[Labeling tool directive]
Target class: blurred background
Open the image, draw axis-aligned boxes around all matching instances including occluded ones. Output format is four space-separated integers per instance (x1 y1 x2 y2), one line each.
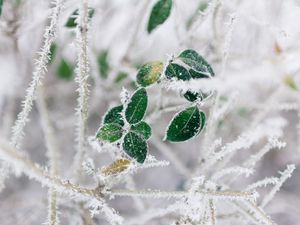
0 0 300 224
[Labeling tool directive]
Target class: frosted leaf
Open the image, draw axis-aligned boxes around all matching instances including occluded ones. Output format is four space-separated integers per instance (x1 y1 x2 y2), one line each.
165 106 206 142
125 88 148 124
122 132 148 163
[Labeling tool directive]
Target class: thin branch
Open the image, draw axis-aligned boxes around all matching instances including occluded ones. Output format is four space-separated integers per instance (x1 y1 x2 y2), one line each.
72 0 91 176
209 199 216 225
10 0 65 149
108 189 256 201
37 86 60 225
0 139 96 198
260 164 295 208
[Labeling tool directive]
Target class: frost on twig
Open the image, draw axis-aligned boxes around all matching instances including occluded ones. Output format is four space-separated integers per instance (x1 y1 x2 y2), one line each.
244 137 286 169
73 0 91 176
37 86 60 225
0 0 65 195
211 166 253 181
0 139 123 225
87 199 123 225
10 0 65 149
260 164 295 208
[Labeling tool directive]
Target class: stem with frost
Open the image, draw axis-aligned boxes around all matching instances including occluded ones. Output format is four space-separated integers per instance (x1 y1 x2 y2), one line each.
73 0 90 176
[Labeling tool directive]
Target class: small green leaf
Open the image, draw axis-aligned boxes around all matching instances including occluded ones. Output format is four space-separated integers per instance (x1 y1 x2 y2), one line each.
65 8 95 28
97 50 109 79
57 59 73 80
0 0 3 16
178 49 214 77
147 0 172 33
122 132 147 163
165 106 206 142
131 121 152 140
183 90 211 102
114 71 128 83
103 105 124 126
48 43 57 64
96 123 123 143
165 63 191 81
125 88 148 124
183 91 199 102
284 75 298 91
136 61 164 87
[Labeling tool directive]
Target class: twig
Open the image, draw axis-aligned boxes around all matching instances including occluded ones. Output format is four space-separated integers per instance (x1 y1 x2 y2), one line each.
37 86 60 225
108 189 256 201
10 0 65 149
73 0 90 177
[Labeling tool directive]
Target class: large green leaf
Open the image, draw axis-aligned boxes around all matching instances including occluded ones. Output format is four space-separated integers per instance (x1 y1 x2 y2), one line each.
147 0 172 33
96 123 123 143
125 88 148 124
178 49 214 77
122 132 147 163
103 105 124 126
65 8 95 28
165 106 206 142
131 121 152 140
165 50 215 102
57 59 73 80
136 61 163 87
97 50 110 79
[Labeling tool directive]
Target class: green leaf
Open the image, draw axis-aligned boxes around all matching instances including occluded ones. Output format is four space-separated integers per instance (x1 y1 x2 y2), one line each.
48 43 57 64
131 121 152 140
165 106 206 142
183 91 199 102
97 50 110 79
114 71 128 83
136 61 164 87
0 0 3 16
103 105 124 126
57 59 73 80
183 90 211 102
284 75 298 91
65 8 95 28
165 63 191 81
125 88 148 124
122 132 147 163
178 49 214 77
96 123 123 143
147 0 172 33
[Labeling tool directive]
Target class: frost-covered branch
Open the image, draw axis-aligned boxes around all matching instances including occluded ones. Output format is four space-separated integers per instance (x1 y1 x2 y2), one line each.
260 164 295 208
10 0 65 149
0 139 95 198
73 0 91 176
37 87 60 225
108 189 257 201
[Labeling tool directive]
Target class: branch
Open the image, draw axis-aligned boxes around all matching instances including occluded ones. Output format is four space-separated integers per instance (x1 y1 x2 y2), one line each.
73 0 90 176
37 86 60 225
10 0 65 149
107 189 257 201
